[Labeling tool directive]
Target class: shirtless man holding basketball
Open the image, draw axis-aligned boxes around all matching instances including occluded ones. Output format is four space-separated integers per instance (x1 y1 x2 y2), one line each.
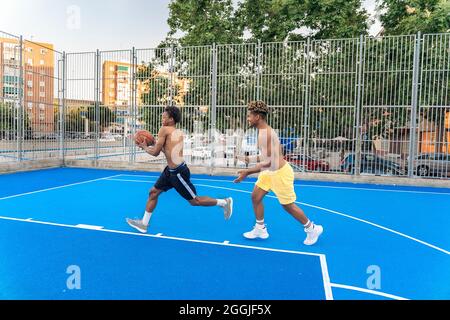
126 106 233 233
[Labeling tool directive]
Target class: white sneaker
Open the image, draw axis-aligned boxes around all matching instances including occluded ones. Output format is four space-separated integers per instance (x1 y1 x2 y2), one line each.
223 197 233 220
304 224 323 246
243 224 269 240
126 218 148 233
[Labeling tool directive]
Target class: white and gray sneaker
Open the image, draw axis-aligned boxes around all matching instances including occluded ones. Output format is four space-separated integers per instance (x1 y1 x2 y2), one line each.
304 224 323 246
126 218 148 234
243 224 269 240
223 197 233 220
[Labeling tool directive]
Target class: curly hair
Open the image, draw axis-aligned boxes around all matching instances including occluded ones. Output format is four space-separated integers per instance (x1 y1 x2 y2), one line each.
247 101 269 119
165 106 181 124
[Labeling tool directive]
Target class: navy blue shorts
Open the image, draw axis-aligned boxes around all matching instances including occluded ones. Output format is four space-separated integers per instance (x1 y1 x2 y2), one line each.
154 162 197 201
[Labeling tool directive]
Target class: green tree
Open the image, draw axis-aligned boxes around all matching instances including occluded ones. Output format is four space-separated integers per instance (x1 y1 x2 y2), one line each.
137 62 171 106
419 34 450 154
377 1 450 153
167 0 243 46
160 0 371 143
236 0 369 42
302 0 370 39
377 0 450 35
235 0 295 42
140 106 165 135
54 107 86 134
0 102 17 133
0 102 32 138
86 105 116 132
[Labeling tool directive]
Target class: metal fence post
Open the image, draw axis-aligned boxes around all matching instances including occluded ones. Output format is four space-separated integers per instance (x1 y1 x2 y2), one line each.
210 43 218 175
17 35 24 162
59 51 66 163
354 34 365 176
94 49 100 164
302 37 311 166
256 40 262 101
169 45 175 106
408 31 422 177
130 47 137 164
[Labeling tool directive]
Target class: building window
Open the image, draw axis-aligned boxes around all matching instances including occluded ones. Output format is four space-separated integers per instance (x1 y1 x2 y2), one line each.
40 49 47 55
110 66 115 72
27 58 33 65
40 60 45 65
39 104 45 110
28 102 33 109
39 115 45 121
27 80 33 88
39 92 45 98
40 81 45 87
27 91 33 97
26 47 33 53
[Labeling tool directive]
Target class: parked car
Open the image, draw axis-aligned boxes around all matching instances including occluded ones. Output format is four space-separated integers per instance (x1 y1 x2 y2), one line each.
1 131 33 140
341 153 404 175
99 133 116 142
72 132 87 140
412 153 450 177
285 153 330 172
82 133 97 140
44 133 59 140
110 133 123 140
64 132 79 139
32 132 47 140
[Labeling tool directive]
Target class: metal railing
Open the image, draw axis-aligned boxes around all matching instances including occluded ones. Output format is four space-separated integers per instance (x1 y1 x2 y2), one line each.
1 30 449 179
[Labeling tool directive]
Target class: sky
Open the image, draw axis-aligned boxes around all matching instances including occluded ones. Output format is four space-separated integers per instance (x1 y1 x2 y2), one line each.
0 0 382 53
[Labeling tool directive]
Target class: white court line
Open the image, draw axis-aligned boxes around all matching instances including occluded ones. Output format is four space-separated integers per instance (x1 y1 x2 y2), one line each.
0 214 333 300
223 241 230 244
106 178 450 256
108 178 157 183
115 174 450 196
76 224 104 230
193 183 450 256
0 215 324 258
320 255 334 300
0 174 124 201
330 283 409 300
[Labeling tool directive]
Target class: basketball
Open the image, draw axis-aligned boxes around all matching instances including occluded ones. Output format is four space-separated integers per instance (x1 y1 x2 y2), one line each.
135 130 155 146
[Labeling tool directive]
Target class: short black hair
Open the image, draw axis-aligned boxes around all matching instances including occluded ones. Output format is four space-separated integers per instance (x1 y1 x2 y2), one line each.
164 106 181 124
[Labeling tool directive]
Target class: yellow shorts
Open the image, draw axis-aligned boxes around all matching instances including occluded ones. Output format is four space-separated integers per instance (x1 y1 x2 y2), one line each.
255 163 297 205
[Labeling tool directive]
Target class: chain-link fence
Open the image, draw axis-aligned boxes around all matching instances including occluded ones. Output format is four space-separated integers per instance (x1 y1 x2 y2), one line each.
1 30 449 179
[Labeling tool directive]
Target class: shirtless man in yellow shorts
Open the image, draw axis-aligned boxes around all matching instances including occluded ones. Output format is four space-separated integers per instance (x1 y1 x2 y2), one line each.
234 101 323 245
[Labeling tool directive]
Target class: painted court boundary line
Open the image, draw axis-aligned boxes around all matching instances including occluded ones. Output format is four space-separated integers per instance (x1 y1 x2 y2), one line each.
329 283 408 300
0 174 426 300
3 174 445 256
0 215 409 300
0 215 333 300
0 174 124 201
106 178 450 256
115 174 450 196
